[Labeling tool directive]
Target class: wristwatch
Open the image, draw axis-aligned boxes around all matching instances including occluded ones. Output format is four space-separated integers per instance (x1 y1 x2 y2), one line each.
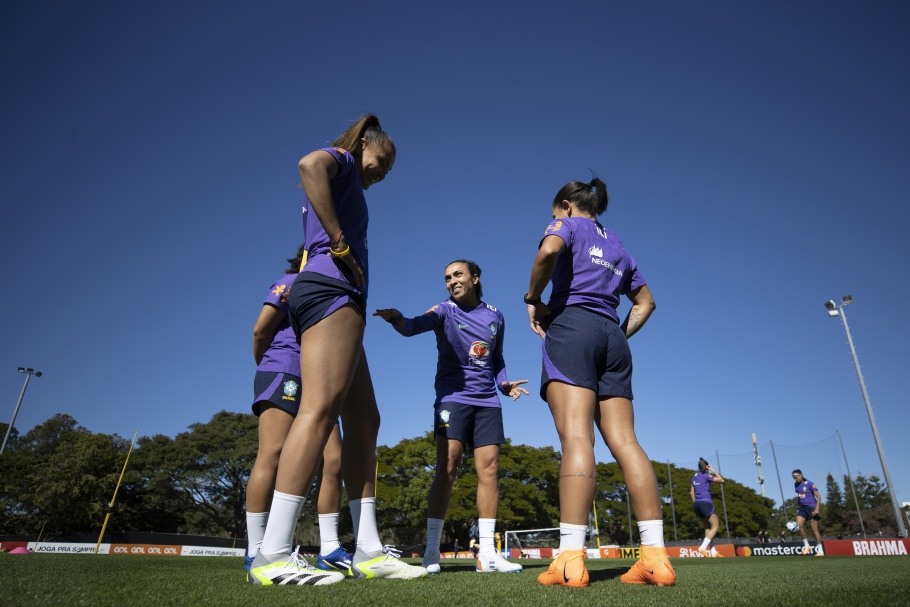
523 294 541 305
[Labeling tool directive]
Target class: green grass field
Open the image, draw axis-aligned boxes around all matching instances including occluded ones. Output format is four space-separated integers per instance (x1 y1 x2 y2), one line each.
2 554 908 607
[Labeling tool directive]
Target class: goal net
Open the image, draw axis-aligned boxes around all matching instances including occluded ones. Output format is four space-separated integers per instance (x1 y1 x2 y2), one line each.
504 527 560 557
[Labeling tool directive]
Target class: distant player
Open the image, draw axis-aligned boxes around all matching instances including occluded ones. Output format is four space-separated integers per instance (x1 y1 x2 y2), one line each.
690 458 725 557
374 259 528 575
792 469 824 556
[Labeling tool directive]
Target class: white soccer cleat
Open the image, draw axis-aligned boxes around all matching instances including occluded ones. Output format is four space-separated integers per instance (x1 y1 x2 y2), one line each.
248 548 345 586
352 545 429 580
422 547 441 574
475 552 523 573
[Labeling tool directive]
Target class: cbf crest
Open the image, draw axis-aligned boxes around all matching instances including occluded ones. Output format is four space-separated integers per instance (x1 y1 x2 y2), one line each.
282 380 299 401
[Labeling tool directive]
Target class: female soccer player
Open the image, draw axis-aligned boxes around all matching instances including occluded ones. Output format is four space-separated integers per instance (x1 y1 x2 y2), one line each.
525 176 675 588
374 260 529 575
792 469 825 556
690 457 725 557
245 245 350 577
249 115 426 585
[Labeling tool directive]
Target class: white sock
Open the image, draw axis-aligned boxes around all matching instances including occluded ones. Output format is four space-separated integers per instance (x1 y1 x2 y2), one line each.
803 538 810 548
246 511 268 558
700 537 711 550
426 518 444 552
478 518 497 556
318 513 341 554
558 522 587 551
351 498 383 553
638 520 665 548
260 491 305 556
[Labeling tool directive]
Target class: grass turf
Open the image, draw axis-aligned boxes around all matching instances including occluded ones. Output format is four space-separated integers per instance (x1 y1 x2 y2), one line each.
2 554 909 607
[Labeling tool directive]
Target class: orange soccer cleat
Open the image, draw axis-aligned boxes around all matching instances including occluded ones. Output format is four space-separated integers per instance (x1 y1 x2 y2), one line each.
620 546 677 587
536 549 589 588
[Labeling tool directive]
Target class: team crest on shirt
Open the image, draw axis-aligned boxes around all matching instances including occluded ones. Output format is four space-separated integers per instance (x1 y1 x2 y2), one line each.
282 380 299 400
469 341 491 367
488 322 498 336
546 220 563 234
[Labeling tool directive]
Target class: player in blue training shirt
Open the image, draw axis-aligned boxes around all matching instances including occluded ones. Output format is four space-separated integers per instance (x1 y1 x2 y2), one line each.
792 469 824 556
690 457 725 557
375 259 529 575
526 176 674 588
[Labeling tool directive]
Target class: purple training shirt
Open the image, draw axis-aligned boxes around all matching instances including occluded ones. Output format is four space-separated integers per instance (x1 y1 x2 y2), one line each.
691 471 716 503
795 479 819 508
256 273 300 375
394 299 511 407
542 217 646 322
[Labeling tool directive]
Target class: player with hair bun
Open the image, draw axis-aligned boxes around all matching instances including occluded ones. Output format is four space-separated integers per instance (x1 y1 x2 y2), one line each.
691 457 725 557
525 175 675 588
792 469 824 556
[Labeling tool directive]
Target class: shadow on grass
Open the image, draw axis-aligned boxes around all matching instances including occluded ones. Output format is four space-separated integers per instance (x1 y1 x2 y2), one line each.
589 565 625 583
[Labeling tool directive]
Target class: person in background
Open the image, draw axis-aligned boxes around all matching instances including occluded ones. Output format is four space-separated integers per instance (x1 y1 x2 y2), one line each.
690 457 725 557
792 469 824 556
245 245 350 577
375 259 528 574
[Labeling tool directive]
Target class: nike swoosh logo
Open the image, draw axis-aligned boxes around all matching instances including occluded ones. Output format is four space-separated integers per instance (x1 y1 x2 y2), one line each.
646 569 655 575
563 565 570 583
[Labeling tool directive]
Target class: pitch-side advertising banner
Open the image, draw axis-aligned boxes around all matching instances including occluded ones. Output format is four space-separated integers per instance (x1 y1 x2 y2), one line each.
21 542 243 556
823 538 909 556
735 542 821 557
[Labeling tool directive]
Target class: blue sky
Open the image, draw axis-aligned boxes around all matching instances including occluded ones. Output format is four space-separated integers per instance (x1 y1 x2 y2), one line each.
2 1 909 516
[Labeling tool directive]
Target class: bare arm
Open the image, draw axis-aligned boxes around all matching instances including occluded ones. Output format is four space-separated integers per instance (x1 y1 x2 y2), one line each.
298 150 364 287
525 235 564 337
690 485 695 502
707 464 724 483
620 284 656 338
252 305 285 365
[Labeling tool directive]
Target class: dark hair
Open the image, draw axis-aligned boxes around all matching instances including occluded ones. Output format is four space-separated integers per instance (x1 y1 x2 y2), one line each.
552 176 609 216
332 114 396 160
285 244 307 273
698 458 709 473
792 469 802 475
446 259 483 299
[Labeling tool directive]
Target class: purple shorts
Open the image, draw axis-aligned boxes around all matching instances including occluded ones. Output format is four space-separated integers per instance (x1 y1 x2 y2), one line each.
434 402 504 448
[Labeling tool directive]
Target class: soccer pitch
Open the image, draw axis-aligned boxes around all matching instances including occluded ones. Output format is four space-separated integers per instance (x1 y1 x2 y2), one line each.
2 555 908 607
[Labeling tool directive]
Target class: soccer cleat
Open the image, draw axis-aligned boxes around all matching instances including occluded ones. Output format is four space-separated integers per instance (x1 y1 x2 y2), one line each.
620 546 676 587
351 545 428 580
243 550 255 572
802 545 812 556
476 552 523 573
316 546 353 576
711 550 725 558
815 549 824 557
422 547 441 574
248 548 345 586
697 548 711 558
537 549 589 587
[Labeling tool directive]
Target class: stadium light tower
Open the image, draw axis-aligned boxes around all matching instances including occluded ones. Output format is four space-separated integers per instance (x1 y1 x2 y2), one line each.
823 296 907 538
1 367 43 456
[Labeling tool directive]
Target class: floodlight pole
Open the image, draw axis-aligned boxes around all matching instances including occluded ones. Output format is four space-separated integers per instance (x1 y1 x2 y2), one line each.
1 368 43 456
825 296 907 538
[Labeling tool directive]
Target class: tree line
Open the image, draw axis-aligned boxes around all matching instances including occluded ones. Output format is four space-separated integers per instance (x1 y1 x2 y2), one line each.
1 411 891 546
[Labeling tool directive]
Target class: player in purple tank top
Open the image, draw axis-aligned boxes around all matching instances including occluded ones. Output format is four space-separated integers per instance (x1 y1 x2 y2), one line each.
245 245 350 575
525 176 673 588
792 469 824 556
250 115 427 586
375 260 529 574
690 458 725 557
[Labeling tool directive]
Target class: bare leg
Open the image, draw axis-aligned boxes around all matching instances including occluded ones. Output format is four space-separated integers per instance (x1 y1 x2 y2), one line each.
474 444 500 519
316 423 343 514
706 513 720 541
427 437 463 519
595 396 661 520
247 405 294 512
339 352 380 501
546 381 597 525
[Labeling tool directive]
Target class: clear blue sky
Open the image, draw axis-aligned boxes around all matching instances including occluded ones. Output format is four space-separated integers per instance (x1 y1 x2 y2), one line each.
2 1 909 513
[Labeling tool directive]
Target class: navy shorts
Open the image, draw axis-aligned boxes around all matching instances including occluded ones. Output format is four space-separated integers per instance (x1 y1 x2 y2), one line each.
797 505 819 521
540 306 633 400
693 501 716 519
288 272 365 340
434 402 505 449
253 371 301 416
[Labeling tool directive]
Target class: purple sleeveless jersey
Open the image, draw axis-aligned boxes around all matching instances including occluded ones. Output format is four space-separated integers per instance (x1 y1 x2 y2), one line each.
394 299 511 407
257 273 300 375
300 147 370 297
542 217 646 321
